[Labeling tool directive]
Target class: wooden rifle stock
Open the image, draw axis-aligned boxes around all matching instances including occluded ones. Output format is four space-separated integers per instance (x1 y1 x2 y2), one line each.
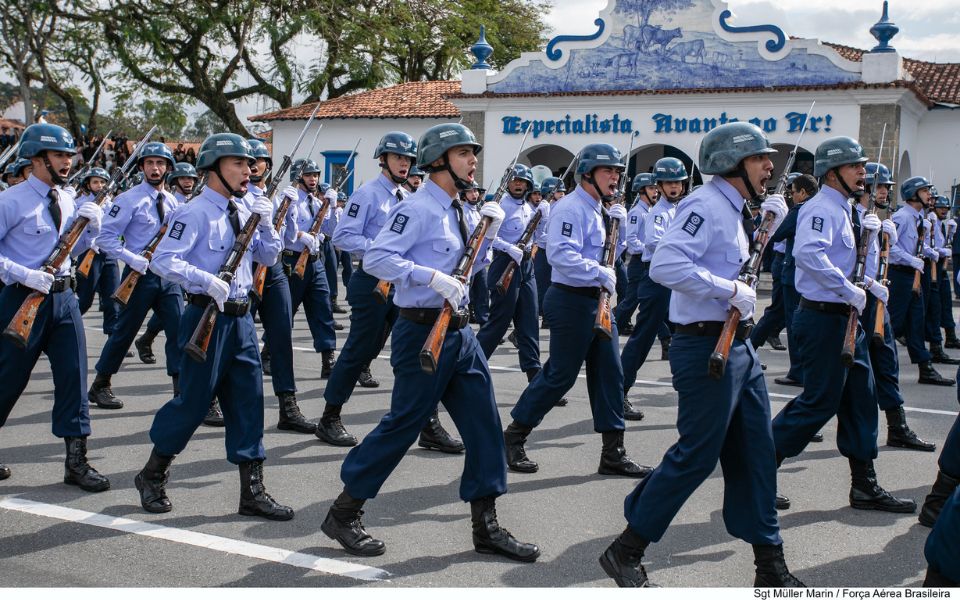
76 248 96 278
184 302 219 363
373 279 392 303
929 223 939 283
708 212 777 379
496 211 542 295
250 194 294 301
593 215 621 341
293 194 330 279
112 222 168 306
873 231 891 345
840 308 860 368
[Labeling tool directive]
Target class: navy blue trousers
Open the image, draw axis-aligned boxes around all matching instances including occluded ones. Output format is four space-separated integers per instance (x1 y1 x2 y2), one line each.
615 255 627 300
95 269 182 377
925 262 943 344
340 317 507 502
511 286 624 432
926 485 960 582
145 310 163 335
150 305 265 463
323 240 339 300
939 409 960 478
0 286 90 438
339 250 353 287
252 261 296 395
624 334 781 546
939 260 956 332
533 249 550 320
861 295 904 411
749 252 785 347
621 263 671 391
952 254 960 303
476 252 541 372
324 268 397 406
470 266 490 326
772 306 879 462
75 253 120 335
781 282 804 383
614 255 644 330
888 268 933 364
284 253 336 353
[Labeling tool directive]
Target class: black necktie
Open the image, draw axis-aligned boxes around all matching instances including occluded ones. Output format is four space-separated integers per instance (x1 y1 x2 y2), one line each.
851 205 862 247
155 193 165 223
226 200 242 236
451 199 469 245
307 195 316 218
47 190 62 232
396 190 404 203
740 204 755 239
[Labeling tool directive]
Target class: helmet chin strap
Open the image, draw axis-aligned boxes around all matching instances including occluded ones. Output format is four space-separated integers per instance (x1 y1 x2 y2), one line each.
42 154 66 186
734 163 764 204
583 173 613 203
831 167 862 199
380 160 409 185
213 165 245 198
441 157 471 191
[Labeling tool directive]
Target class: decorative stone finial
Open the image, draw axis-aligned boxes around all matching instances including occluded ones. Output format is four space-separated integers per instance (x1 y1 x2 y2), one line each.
869 1 899 53
470 26 494 70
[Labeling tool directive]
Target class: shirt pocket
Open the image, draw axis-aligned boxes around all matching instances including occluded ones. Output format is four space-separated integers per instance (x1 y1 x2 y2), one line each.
726 248 748 267
840 227 856 249
22 222 53 237
207 225 230 253
369 206 387 229
588 227 605 253
431 239 456 256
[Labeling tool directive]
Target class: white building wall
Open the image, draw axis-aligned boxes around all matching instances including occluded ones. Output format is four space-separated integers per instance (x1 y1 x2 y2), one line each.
913 108 960 195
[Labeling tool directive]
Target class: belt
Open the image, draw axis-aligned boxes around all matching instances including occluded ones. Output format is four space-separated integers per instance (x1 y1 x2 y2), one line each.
553 282 602 299
189 294 250 316
282 249 319 263
889 264 917 274
14 275 73 293
800 297 851 315
399 307 470 330
676 320 753 341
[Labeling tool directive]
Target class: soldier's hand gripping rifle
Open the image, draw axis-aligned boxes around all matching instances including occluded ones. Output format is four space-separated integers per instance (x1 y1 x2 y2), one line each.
3 126 158 348
929 212 939 285
419 127 532 374
873 225 893 344
595 131 639 340
708 107 814 379
293 191 332 279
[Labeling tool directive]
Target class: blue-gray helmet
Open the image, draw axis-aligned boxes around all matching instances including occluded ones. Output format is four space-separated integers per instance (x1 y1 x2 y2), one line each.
900 176 933 202
934 195 951 209
196 133 254 171
813 136 867 178
81 167 111 186
169 162 198 181
865 163 894 187
17 123 76 159
631 172 656 192
653 157 688 182
247 138 272 164
319 182 331 194
540 176 566 196
699 122 775 175
374 131 417 159
138 142 175 169
289 159 321 182
785 172 803 187
408 165 426 178
337 191 347 202
417 123 482 171
576 143 625 177
511 164 535 193
3 158 32 180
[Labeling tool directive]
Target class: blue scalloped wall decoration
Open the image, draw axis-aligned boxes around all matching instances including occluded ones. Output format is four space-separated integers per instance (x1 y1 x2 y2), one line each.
490 0 858 95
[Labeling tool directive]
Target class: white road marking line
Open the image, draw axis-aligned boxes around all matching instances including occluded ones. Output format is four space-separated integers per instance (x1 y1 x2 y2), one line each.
0 497 391 582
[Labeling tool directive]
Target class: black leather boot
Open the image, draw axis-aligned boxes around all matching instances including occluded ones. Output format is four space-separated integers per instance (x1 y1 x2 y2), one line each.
203 398 225 427
599 527 653 587
919 470 960 527
418 408 464 453
504 421 538 473
238 460 294 521
135 330 158 364
470 496 540 562
919 361 956 386
623 395 644 421
277 392 316 434
88 372 122 409
946 329 960 349
660 337 670 361
886 407 936 452
331 299 348 314
260 347 271 376
766 334 787 351
321 491 385 556
0 462 11 480
930 342 960 365
321 350 336 378
316 404 358 446
753 544 805 587
357 363 379 388
599 431 652 478
849 458 917 513
134 449 174 513
507 330 518 349
775 493 791 510
63 437 110 492
924 566 958 587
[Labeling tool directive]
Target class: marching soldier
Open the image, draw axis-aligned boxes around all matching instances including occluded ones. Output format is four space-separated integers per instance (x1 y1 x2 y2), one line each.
74 168 121 336
2 158 32 188
320 131 463 452
924 484 960 586
929 195 959 362
402 164 425 194
620 157 687 409
0 123 109 490
502 143 648 478
599 122 802 588
935 198 959 348
321 183 347 316
134 133 292 520
614 172 658 336
167 162 199 203
533 177 565 327
772 136 916 514
464 181 490 326
888 176 955 385
476 164 542 383
88 142 183 409
320 123 540 563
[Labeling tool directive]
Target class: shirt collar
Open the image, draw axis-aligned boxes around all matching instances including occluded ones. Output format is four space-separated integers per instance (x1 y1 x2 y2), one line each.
200 186 231 212
25 174 53 200
709 176 746 214
819 184 850 207
570 186 601 215
423 179 454 209
376 173 402 197
901 202 921 218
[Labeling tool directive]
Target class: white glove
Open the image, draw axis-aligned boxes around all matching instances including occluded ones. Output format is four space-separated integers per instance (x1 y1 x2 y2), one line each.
598 265 617 295
504 244 524 265
77 202 102 233
861 213 881 233
607 204 627 222
848 285 867 313
881 219 898 245
480 202 505 240
324 189 338 203
921 217 933 232
946 218 957 236
318 232 326 244
205 276 230 312
127 254 149 275
864 277 889 304
298 232 320 254
760 194 788 230
428 270 466 306
940 248 951 259
23 269 54 294
909 256 926 271
282 185 298 201
924 246 939 261
728 280 756 319
251 196 273 229
928 211 939 224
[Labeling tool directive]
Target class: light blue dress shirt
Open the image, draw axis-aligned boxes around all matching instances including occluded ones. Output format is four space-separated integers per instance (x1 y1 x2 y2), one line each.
793 185 861 304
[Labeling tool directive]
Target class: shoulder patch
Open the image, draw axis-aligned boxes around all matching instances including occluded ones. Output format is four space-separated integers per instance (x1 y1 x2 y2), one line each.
390 212 410 234
681 212 704 237
654 214 664 225
169 220 186 240
347 203 360 218
812 216 824 232
108 205 120 218
629 215 637 224
561 222 573 237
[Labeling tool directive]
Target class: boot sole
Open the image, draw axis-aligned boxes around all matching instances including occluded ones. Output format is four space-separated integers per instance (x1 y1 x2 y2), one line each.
598 466 650 478
849 500 917 513
315 432 358 447
507 463 539 474
418 440 465 454
599 551 650 587
277 422 318 434
239 505 294 521
64 476 110 493
320 521 386 556
624 413 645 421
475 543 540 563
93 402 124 410
134 475 172 513
918 380 956 386
887 440 937 452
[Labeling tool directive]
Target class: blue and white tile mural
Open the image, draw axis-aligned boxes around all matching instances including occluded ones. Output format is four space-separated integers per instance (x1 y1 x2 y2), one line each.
487 0 861 94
